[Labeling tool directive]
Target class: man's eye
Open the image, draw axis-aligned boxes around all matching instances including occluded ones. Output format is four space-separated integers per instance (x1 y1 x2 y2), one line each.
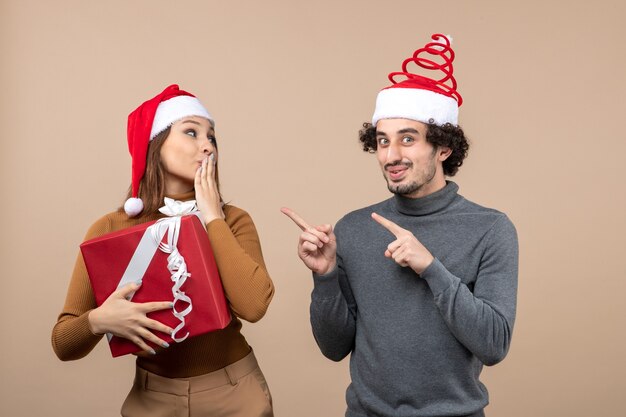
378 138 389 146
185 129 197 138
402 136 414 143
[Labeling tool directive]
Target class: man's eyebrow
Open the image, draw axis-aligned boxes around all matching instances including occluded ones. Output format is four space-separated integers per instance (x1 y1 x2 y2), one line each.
397 128 420 135
376 128 421 136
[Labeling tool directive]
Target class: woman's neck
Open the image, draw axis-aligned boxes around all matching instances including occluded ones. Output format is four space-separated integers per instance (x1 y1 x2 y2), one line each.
164 177 194 196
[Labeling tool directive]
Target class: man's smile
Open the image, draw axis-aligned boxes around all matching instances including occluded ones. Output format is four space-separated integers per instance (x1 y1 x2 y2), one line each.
385 163 411 181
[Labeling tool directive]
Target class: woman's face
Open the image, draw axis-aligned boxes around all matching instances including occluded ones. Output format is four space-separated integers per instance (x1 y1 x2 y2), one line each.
160 116 216 194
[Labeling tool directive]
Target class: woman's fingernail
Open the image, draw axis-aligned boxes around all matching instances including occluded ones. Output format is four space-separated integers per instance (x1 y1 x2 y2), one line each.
149 349 156 355
135 279 142 286
162 342 170 348
169 302 174 308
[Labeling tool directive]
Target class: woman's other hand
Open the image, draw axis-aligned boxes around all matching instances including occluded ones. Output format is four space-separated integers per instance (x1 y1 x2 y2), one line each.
88 281 174 355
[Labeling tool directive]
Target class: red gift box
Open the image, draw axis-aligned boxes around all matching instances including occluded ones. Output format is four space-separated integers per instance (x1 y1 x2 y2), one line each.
80 214 231 357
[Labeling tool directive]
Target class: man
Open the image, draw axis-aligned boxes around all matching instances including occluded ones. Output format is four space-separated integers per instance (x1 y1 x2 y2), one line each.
282 34 518 417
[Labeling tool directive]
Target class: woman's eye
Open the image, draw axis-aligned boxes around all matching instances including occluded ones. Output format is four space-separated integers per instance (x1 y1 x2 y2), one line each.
209 135 217 143
185 129 197 138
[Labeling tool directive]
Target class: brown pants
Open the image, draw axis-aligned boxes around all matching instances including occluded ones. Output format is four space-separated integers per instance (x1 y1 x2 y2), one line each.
121 350 273 417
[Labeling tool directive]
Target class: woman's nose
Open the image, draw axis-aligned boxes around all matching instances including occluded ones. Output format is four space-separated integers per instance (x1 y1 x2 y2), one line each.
200 139 215 154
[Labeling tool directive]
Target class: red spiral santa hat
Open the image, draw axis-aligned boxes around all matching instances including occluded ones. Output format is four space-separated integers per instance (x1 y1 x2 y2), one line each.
124 84 213 217
372 34 463 126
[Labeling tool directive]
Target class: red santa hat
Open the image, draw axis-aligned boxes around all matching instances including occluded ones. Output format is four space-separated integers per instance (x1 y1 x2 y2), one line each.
124 84 213 217
372 34 463 127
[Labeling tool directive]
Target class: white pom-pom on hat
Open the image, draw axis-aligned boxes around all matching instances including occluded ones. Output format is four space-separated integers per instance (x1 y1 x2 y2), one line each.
124 197 144 217
431 34 452 51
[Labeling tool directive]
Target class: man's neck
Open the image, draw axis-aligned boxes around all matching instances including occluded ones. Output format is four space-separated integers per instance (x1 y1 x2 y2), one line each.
403 176 447 199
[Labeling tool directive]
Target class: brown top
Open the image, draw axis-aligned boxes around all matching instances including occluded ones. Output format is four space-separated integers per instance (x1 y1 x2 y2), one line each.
51 192 274 378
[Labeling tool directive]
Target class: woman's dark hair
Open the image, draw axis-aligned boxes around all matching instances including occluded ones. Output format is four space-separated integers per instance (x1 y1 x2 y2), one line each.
358 120 469 176
122 126 222 217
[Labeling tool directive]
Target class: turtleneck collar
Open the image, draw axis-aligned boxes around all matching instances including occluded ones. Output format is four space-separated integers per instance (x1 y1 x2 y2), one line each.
392 181 460 216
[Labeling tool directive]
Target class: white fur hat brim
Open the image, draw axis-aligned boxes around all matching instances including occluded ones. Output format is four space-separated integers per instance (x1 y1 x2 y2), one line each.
372 87 459 126
150 95 213 140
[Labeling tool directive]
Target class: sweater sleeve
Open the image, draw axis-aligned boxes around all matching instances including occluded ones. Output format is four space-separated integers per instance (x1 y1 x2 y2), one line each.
51 216 110 361
310 254 357 361
420 215 519 366
205 206 274 323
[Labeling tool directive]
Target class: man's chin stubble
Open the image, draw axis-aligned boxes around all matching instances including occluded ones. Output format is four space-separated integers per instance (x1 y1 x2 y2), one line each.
387 181 420 196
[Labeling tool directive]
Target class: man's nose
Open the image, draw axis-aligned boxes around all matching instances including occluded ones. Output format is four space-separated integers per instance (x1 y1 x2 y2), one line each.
385 143 402 163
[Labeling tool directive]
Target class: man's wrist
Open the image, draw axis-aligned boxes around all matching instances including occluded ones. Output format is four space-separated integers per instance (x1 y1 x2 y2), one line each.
315 260 337 276
414 254 434 275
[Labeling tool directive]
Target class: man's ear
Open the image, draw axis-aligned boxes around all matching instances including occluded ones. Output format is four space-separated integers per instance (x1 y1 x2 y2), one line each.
438 147 452 162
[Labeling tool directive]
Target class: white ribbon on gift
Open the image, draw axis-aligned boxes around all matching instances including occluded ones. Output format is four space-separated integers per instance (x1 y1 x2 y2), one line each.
109 198 201 344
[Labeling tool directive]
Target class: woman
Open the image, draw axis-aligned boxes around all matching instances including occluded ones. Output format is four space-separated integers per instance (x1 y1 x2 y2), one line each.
52 84 275 417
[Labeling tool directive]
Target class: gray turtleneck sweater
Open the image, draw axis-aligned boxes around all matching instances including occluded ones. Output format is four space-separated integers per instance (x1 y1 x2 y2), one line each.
311 182 518 417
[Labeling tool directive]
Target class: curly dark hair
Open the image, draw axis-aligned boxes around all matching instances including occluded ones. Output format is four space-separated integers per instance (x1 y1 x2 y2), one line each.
358 120 469 176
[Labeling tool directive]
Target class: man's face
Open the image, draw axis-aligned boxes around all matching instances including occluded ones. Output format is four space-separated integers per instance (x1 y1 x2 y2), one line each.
375 118 449 198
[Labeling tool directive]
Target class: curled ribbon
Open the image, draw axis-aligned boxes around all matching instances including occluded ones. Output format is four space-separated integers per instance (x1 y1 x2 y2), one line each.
153 198 199 342
388 33 463 106
111 198 200 344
